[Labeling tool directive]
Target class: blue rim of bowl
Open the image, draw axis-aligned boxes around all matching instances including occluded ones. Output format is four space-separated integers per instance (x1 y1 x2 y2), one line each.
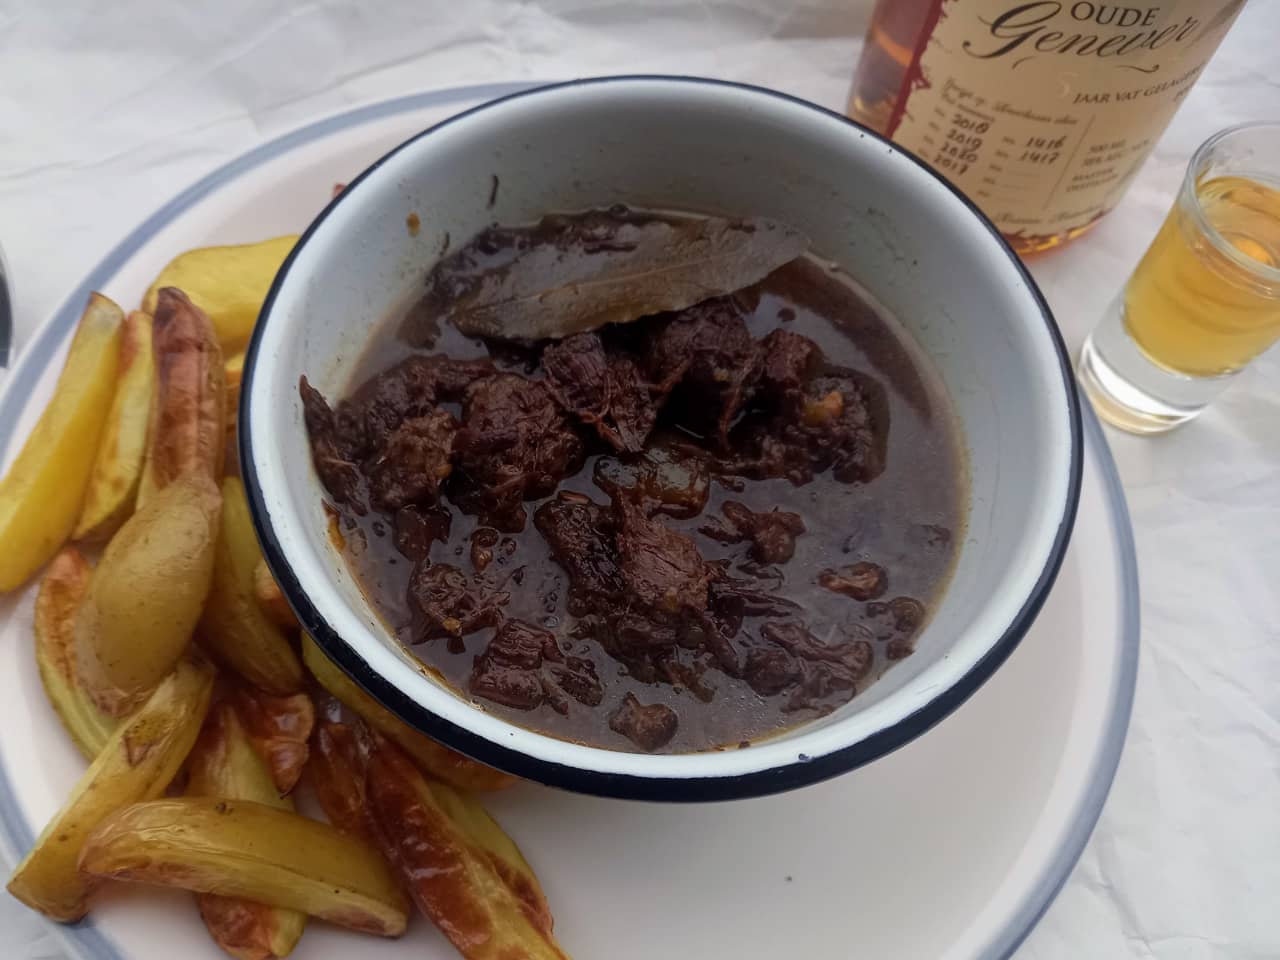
0 80 1138 960
242 76 1085 803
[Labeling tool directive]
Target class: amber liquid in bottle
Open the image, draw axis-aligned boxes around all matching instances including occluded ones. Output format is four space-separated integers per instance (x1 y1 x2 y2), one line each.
847 0 1087 255
848 0 1246 257
848 0 934 136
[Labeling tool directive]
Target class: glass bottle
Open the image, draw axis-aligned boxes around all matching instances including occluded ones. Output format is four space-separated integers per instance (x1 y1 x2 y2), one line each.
848 0 1248 255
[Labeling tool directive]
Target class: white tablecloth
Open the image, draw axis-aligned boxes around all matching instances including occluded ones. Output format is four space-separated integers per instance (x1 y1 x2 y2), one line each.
1 2 1277 957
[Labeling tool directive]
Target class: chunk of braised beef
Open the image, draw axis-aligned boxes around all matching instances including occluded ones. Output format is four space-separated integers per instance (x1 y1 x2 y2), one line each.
365 409 457 512
608 692 678 752
758 621 875 711
757 329 823 409
593 442 710 519
887 596 925 633
866 596 926 660
469 619 557 710
818 561 887 601
708 575 800 624
762 620 872 669
602 356 659 452
584 613 676 684
335 355 493 459
885 638 915 661
661 658 716 702
468 619 604 715
811 370 889 484
700 616 745 679
787 658 867 712
701 500 806 564
743 645 799 696
645 297 761 443
614 497 712 615
393 505 451 561
542 333 658 452
546 657 604 713
533 493 623 605
408 562 508 642
542 332 608 418
299 377 365 512
451 374 584 531
728 366 888 485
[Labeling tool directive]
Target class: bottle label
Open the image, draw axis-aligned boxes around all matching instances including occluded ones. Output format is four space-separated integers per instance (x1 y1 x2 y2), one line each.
889 0 1245 244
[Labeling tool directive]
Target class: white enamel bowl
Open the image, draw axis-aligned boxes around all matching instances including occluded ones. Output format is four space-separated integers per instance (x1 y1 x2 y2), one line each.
242 77 1082 801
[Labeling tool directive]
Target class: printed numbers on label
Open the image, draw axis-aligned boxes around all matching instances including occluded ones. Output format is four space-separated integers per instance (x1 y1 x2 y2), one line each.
940 142 979 164
934 154 971 176
951 113 990 134
946 130 984 151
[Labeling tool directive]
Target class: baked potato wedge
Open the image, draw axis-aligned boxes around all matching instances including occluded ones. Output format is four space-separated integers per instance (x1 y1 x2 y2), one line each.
301 634 514 792
225 351 245 404
137 288 225 507
74 473 221 716
33 548 117 759
0 293 122 591
200 477 304 695
225 351 245 453
78 797 409 938
428 772 552 935
314 721 552 934
232 688 314 796
6 655 215 921
308 720 377 845
188 702 291 811
141 236 297 355
188 702 307 960
73 310 155 542
365 735 567 959
253 560 299 631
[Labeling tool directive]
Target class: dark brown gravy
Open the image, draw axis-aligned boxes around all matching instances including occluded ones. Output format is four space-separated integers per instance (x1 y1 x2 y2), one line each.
309 214 965 754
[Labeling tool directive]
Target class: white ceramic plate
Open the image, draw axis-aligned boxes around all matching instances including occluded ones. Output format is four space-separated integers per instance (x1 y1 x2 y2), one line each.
0 83 1138 960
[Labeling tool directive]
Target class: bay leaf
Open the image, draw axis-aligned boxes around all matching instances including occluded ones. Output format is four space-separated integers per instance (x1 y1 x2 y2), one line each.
442 212 809 340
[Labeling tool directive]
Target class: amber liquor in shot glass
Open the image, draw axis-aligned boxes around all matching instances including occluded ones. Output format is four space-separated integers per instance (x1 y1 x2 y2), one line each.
1079 123 1280 433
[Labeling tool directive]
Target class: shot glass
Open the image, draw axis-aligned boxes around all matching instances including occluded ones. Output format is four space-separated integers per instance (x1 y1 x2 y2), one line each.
1078 123 1280 434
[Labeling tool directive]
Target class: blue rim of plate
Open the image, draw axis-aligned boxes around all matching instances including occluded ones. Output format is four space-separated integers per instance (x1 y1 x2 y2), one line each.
0 81 1139 960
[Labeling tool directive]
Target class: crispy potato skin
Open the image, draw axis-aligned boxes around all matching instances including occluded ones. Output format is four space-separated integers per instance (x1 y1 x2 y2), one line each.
252 560 298 631
33 547 117 759
301 634 514 792
200 477 304 695
0 293 122 591
78 798 409 937
231 688 314 796
142 236 297 355
308 720 379 845
6 656 216 921
74 473 221 717
365 736 568 960
74 311 156 542
137 288 225 508
197 896 302 960
225 352 244 413
426 771 553 937
188 702 307 960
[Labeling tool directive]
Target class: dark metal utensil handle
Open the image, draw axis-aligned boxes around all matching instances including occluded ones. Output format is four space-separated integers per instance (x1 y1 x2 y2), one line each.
0 245 10 368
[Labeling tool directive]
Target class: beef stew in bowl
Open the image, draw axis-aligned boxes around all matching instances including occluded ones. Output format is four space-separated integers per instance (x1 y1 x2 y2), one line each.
300 208 964 754
244 77 1081 798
